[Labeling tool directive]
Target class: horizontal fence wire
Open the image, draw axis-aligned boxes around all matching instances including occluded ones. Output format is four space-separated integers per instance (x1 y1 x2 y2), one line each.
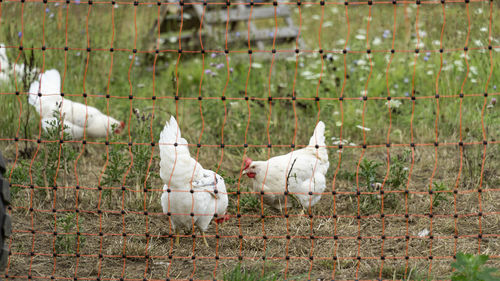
0 0 498 280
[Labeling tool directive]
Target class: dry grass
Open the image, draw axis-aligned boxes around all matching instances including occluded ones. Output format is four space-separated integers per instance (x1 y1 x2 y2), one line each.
3 142 499 280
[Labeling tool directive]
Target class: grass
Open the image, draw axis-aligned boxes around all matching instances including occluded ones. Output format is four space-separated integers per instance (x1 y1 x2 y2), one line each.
0 0 499 280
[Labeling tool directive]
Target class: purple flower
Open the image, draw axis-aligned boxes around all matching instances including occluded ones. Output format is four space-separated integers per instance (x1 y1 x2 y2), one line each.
404 77 409 83
424 56 429 61
426 52 431 57
269 32 274 38
216 63 224 69
491 98 496 105
211 53 216 58
382 29 390 39
235 32 240 37
18 31 22 38
404 92 409 97
45 7 50 13
230 67 234 73
204 69 212 75
74 0 80 4
493 85 497 90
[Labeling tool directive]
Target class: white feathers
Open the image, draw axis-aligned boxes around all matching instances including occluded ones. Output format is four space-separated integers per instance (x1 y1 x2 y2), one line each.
244 121 329 211
0 44 38 83
159 117 228 237
28 69 124 139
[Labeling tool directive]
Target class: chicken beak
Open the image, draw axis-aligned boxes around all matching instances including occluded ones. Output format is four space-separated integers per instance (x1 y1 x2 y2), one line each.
242 170 247 175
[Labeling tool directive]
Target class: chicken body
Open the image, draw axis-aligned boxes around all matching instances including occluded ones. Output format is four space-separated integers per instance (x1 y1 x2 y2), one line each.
159 116 228 246
28 69 124 139
0 44 38 83
243 121 329 211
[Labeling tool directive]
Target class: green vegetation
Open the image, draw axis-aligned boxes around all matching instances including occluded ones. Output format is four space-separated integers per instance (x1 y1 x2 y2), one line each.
451 253 499 281
431 181 451 207
1 2 499 279
223 263 279 281
56 212 85 254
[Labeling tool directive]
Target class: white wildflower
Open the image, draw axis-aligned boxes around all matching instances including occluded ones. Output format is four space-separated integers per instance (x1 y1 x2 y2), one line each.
372 37 382 46
454 60 464 67
323 21 333 28
169 36 177 43
474 40 484 47
426 70 433 76
335 121 342 127
333 111 340 115
306 73 322 80
469 66 478 75
355 109 363 115
443 64 453 71
480 27 488 32
331 7 339 14
251 63 262 68
385 99 402 108
337 39 346 45
470 78 477 83
355 34 366 40
356 125 371 131
475 8 483 14
312 15 321 20
432 40 441 46
356 59 367 66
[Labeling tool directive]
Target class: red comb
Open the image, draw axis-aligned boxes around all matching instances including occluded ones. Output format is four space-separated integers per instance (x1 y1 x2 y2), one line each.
114 121 125 134
243 158 252 170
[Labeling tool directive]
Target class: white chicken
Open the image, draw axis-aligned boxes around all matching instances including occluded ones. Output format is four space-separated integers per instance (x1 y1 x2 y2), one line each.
159 116 229 246
242 121 329 212
0 44 38 83
27 69 124 139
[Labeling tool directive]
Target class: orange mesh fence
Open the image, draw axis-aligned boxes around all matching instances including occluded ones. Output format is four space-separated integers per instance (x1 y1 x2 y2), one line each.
0 0 499 280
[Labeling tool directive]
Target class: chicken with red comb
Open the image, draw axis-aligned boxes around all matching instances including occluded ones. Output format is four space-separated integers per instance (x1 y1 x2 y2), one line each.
242 122 329 212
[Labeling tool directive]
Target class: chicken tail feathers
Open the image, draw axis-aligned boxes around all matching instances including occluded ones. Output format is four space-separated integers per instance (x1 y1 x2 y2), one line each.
308 121 326 147
159 116 197 185
159 116 189 156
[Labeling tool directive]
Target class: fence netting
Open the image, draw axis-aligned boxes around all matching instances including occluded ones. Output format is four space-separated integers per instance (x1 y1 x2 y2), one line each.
0 0 499 280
